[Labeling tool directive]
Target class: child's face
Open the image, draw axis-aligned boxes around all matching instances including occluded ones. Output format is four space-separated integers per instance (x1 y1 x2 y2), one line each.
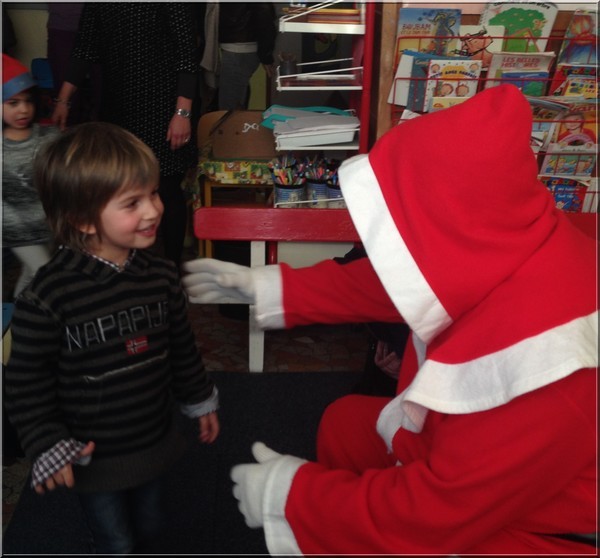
3 91 34 130
83 181 163 264
564 115 583 130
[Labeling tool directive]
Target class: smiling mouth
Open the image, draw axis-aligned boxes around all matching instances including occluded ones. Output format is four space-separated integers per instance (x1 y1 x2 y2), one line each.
138 224 158 235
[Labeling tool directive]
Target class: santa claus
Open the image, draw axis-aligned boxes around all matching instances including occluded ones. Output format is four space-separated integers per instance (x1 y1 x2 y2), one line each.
183 85 597 555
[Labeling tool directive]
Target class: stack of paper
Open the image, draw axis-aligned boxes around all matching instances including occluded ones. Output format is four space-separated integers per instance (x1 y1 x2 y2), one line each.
273 114 360 149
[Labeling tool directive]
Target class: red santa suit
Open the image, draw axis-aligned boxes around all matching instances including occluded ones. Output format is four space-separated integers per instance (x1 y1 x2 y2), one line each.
183 85 598 554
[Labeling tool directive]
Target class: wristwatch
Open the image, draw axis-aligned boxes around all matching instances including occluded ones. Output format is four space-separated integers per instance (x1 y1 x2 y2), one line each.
175 108 192 119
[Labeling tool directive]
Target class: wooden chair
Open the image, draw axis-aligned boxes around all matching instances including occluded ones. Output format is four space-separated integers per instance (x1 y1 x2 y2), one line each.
192 205 361 372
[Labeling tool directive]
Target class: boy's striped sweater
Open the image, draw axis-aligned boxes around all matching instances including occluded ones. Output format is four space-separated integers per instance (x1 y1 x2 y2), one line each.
5 247 218 493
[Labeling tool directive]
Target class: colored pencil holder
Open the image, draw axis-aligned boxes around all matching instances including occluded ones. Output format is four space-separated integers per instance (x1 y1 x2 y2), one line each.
326 183 345 208
274 184 306 208
306 180 329 208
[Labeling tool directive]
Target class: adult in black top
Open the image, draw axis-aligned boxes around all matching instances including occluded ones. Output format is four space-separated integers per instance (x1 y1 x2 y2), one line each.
52 3 200 267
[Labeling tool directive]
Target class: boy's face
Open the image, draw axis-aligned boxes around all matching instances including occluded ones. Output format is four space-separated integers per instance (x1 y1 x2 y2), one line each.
2 91 34 129
82 181 163 264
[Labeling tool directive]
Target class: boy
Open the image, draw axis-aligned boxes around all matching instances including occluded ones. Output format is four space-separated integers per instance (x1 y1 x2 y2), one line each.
5 122 220 554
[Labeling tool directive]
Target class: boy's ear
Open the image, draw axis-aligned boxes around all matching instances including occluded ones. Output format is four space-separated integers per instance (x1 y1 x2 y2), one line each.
77 222 97 235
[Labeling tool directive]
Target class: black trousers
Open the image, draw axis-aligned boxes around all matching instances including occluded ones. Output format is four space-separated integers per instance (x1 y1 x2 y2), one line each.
158 173 187 268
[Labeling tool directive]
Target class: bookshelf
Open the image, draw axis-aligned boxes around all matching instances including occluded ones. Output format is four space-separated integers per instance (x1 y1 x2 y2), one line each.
274 0 376 154
377 2 598 216
279 2 366 34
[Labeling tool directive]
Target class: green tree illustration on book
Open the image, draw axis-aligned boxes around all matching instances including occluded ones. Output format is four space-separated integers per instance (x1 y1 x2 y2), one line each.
482 3 557 53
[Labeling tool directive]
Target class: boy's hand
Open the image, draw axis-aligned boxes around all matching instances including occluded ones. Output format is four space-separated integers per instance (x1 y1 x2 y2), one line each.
198 412 220 444
34 441 95 495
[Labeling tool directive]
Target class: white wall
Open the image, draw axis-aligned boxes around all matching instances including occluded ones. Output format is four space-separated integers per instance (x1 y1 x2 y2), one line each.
5 4 48 67
278 241 354 267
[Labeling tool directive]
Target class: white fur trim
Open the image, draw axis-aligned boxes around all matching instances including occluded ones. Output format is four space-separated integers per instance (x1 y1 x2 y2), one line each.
377 311 598 445
263 455 306 555
253 265 286 330
339 155 452 344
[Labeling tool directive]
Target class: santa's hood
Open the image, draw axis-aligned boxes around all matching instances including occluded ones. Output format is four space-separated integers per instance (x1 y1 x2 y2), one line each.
339 85 597 433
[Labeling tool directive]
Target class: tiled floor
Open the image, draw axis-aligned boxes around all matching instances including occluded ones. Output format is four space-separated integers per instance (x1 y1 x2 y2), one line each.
189 303 370 373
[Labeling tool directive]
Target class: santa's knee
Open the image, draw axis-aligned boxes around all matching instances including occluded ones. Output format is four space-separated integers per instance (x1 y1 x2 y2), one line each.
316 394 392 472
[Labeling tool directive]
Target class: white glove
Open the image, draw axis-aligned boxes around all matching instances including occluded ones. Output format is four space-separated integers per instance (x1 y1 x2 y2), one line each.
182 258 256 304
231 440 314 531
231 442 282 528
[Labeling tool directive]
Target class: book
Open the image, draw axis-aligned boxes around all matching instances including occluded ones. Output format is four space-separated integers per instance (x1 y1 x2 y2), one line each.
406 52 468 112
539 100 597 177
549 64 597 96
429 96 470 112
560 76 597 99
479 2 558 53
388 50 417 106
582 177 599 213
388 50 465 109
485 51 555 89
398 108 422 123
424 58 482 112
527 97 569 153
539 176 590 213
450 24 505 69
500 70 549 96
541 150 597 177
552 101 597 150
392 8 462 71
557 10 597 66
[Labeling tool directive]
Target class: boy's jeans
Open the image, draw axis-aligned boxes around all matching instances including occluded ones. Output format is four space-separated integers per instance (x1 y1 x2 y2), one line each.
78 476 164 554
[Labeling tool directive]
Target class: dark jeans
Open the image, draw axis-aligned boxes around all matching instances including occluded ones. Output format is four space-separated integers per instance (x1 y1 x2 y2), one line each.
78 476 164 554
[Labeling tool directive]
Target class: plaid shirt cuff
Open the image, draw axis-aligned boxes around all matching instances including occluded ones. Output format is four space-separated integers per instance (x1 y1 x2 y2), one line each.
31 439 91 489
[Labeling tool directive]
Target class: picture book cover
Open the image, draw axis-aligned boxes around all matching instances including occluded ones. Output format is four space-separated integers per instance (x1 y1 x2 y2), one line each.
552 101 597 150
557 9 597 66
549 63 597 95
560 75 597 99
392 7 462 71
451 24 505 68
528 97 569 153
429 96 470 112
541 151 597 177
479 2 558 53
406 52 467 112
485 51 555 89
500 70 549 96
539 176 590 212
540 100 597 177
424 58 482 112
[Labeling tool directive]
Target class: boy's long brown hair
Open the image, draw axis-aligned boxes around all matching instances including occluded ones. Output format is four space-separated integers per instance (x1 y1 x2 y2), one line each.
35 122 159 251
